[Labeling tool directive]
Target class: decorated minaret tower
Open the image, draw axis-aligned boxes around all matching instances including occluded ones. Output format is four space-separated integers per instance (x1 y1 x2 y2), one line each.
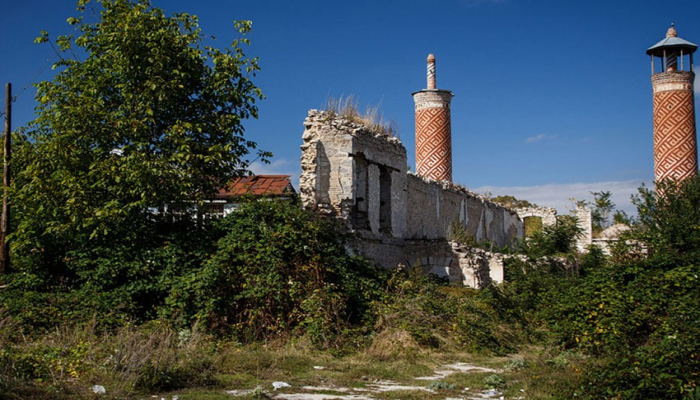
647 24 698 182
412 54 454 182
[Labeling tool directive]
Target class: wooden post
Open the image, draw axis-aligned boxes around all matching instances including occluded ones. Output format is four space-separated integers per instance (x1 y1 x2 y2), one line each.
1 83 11 274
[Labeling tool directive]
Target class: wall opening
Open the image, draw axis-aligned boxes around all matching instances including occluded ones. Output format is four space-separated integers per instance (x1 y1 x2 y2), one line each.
352 155 370 230
523 216 543 237
379 166 392 234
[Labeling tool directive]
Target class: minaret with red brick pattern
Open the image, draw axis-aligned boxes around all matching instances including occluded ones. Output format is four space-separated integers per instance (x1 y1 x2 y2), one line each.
648 25 698 182
412 54 454 182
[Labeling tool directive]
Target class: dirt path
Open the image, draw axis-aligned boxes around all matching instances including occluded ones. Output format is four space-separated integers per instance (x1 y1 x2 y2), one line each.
226 362 510 400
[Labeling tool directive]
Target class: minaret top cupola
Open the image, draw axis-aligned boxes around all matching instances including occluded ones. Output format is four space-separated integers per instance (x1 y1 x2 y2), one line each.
647 24 697 73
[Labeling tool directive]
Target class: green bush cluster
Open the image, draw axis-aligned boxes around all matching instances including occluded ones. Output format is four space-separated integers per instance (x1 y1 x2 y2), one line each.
501 178 700 399
169 199 383 344
482 178 700 398
2 199 383 346
541 177 700 399
374 269 525 354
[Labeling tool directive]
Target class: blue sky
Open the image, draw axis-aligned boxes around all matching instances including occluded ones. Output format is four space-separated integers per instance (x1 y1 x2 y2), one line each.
2 0 700 215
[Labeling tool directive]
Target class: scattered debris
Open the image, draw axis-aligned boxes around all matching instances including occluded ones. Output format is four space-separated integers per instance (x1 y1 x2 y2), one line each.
415 362 500 381
226 361 510 399
92 385 106 395
272 381 291 391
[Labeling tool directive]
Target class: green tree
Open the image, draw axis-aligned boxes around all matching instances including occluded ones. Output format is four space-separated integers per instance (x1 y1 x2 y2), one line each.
17 0 267 241
3 0 268 324
612 209 631 225
629 177 700 266
590 191 614 232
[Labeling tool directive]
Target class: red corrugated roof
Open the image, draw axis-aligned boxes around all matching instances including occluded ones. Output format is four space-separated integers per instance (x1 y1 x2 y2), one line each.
216 175 295 198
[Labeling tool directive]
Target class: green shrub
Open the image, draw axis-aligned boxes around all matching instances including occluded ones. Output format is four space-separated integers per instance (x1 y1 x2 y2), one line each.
483 373 505 389
374 269 523 354
174 199 382 345
521 215 583 258
550 176 700 399
2 218 217 333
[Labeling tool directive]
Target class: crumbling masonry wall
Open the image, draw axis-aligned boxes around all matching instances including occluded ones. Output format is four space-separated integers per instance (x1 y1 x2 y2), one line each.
300 110 524 287
514 206 557 227
300 111 408 236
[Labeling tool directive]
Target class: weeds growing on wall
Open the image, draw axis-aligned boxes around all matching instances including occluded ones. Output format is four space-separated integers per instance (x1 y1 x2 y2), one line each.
325 95 397 137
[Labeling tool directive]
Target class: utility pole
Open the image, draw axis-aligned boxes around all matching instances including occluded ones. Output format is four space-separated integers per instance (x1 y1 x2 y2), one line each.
1 83 11 274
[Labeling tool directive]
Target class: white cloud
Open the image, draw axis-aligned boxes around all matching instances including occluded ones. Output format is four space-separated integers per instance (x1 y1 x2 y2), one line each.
473 180 650 216
249 158 302 189
526 133 546 144
525 133 557 144
695 72 700 95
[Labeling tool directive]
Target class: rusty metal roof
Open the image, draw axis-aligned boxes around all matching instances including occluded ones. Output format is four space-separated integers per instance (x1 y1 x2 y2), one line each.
216 175 295 198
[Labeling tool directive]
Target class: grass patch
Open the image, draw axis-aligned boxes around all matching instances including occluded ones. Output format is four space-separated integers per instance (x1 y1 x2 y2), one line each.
0 320 579 400
443 371 497 390
325 95 397 137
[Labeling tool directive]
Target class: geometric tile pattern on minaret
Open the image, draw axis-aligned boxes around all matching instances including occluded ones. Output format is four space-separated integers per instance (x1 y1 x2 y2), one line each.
415 107 452 181
653 87 698 181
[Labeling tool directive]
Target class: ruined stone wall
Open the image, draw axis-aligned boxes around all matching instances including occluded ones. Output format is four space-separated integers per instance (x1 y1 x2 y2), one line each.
575 206 593 253
300 110 407 237
346 236 506 289
514 206 557 227
405 175 522 245
300 110 524 287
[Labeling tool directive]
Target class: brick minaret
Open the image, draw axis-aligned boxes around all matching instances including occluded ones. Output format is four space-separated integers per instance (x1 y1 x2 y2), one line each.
647 24 698 182
412 54 454 182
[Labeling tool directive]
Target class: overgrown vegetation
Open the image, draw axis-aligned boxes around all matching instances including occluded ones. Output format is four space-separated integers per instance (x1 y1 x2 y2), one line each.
325 95 397 137
549 177 700 399
491 195 536 209
2 1 698 399
4 168 700 399
574 191 632 236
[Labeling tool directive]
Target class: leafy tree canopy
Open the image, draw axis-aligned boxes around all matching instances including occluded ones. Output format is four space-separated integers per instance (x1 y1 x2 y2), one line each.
572 191 631 233
589 191 614 231
627 176 700 266
16 0 268 241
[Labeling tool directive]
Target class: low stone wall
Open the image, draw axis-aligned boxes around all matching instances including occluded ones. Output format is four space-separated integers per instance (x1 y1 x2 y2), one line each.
450 242 505 288
345 235 505 289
